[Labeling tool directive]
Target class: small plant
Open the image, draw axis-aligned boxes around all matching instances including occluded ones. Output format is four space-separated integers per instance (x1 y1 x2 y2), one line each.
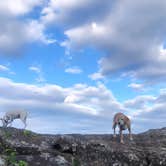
23 130 32 137
5 148 17 165
72 157 80 166
17 160 28 166
5 148 28 166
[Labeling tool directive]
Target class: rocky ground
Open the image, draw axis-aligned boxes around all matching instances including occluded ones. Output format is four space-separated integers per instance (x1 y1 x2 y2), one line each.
0 127 166 166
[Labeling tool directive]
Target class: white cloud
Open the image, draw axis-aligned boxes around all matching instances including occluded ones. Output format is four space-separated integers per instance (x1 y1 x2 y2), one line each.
0 64 15 75
89 72 105 81
65 67 82 74
1 0 166 83
0 1 55 55
0 0 42 16
124 95 156 110
0 65 10 72
123 92 166 132
128 83 145 91
0 19 55 55
41 0 114 27
0 77 125 131
160 46 166 58
62 22 107 51
64 82 127 118
45 0 166 83
29 66 41 73
29 65 45 83
26 20 56 45
0 76 166 133
0 77 115 116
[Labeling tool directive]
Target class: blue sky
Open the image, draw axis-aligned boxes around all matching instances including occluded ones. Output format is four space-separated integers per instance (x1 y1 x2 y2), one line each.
0 0 166 134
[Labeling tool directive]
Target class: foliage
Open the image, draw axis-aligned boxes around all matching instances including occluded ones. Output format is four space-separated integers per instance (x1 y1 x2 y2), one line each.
23 130 32 137
5 148 17 165
17 160 28 166
5 148 28 166
72 157 80 166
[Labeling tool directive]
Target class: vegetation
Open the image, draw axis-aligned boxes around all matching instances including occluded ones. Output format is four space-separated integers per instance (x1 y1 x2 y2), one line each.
23 130 32 137
72 157 81 166
5 148 28 166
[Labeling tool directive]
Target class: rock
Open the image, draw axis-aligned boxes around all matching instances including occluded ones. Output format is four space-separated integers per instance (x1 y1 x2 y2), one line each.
0 127 165 165
54 155 70 166
0 156 5 166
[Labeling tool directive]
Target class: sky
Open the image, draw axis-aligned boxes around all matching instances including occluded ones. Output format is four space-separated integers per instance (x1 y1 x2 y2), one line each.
0 0 166 134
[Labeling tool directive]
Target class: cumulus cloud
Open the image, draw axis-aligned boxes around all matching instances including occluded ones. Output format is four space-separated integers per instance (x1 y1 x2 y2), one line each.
45 0 166 83
123 92 166 132
124 95 156 110
0 19 55 55
0 1 55 55
65 83 128 118
1 1 166 133
41 0 115 28
0 0 42 16
26 20 56 45
0 76 166 133
2 0 166 83
0 77 118 116
0 77 126 133
62 22 107 51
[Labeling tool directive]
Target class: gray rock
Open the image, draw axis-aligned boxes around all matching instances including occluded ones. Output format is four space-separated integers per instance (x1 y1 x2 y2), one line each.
0 127 165 166
0 156 5 166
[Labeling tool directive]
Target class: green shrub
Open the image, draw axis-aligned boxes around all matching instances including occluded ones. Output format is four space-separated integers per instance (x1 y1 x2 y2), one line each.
17 160 28 166
72 157 80 166
23 130 32 137
5 148 17 165
5 148 28 166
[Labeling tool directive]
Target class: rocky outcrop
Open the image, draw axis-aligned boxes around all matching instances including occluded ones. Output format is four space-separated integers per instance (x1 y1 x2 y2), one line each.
0 127 166 166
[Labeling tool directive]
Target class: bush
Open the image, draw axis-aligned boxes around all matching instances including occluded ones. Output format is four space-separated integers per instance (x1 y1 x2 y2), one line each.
5 148 28 166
